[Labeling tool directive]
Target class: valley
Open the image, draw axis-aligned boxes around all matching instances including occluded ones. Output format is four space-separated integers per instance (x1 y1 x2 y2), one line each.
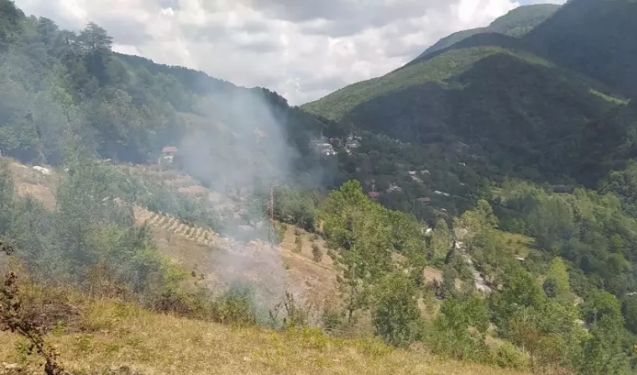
2 0 637 374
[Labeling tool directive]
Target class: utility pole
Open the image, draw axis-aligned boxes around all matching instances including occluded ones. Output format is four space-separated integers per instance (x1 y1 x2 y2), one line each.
269 186 274 248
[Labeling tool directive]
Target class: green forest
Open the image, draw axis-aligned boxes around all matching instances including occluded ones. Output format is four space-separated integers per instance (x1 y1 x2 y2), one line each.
2 0 637 374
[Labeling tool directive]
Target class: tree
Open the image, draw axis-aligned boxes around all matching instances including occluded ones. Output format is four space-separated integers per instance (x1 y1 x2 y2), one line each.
372 272 423 347
544 257 573 304
490 264 547 332
440 264 457 299
581 289 622 326
78 22 112 55
77 22 113 85
621 296 637 334
0 160 14 236
431 219 452 262
431 294 490 361
320 180 392 320
580 315 630 375
528 196 575 251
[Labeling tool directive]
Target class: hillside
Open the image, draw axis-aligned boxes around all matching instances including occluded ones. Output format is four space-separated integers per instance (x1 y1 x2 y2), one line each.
419 4 560 58
2 158 338 307
302 0 637 187
0 294 529 375
303 32 629 185
0 0 335 193
4 0 637 374
525 0 637 98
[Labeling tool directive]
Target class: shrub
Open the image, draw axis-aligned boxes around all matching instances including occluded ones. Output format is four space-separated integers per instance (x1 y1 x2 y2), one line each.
429 296 490 362
294 236 302 253
493 342 530 370
372 273 425 348
312 244 322 262
212 283 258 326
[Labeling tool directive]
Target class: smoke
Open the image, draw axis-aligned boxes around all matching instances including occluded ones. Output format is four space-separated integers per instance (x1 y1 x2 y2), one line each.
176 87 301 307
0 4 312 311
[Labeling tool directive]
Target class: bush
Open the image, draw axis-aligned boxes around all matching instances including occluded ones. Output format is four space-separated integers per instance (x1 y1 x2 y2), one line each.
276 224 287 244
312 244 322 262
212 283 258 326
493 342 530 370
372 273 425 348
294 236 302 253
429 296 490 362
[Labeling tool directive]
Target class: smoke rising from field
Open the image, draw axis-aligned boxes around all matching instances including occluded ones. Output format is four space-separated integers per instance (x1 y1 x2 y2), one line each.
0 3 312 313
176 87 301 307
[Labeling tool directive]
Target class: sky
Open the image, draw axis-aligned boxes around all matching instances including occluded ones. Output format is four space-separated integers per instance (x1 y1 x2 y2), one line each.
14 0 565 105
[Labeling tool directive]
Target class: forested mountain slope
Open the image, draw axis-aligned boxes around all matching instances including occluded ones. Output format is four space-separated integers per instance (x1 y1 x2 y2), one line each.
525 0 637 99
303 32 630 185
4 0 637 374
0 0 337 192
302 0 637 187
419 4 559 58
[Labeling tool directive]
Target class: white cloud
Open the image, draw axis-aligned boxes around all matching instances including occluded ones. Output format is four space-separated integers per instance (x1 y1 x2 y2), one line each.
15 0 531 105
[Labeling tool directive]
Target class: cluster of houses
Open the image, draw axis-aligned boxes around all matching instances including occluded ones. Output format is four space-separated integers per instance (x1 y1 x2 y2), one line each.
310 133 362 157
365 168 452 204
310 136 337 156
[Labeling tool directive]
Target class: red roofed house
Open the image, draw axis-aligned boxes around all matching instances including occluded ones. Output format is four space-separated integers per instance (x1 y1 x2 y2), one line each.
161 146 178 164
369 191 380 199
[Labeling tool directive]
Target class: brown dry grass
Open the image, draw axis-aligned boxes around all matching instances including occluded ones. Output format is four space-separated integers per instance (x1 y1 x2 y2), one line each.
133 203 340 309
0 161 531 375
279 226 337 300
8 161 57 209
0 298 530 375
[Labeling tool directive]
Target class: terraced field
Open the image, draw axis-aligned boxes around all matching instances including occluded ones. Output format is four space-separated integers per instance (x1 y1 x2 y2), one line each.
134 205 218 246
5 159 338 309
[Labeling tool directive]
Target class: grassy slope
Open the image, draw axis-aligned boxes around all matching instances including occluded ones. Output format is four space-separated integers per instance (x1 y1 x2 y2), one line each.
7 159 339 305
1 160 526 375
0 298 529 375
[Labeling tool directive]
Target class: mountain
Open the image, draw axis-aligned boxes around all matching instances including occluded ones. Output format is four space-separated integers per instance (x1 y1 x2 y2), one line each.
303 32 629 185
302 1 637 186
3 1 637 373
419 4 560 58
0 1 342 193
525 0 637 98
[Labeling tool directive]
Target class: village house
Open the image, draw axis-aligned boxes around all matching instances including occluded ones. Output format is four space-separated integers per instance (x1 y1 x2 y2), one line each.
313 142 337 156
434 190 450 197
345 132 361 150
160 146 178 164
386 183 402 193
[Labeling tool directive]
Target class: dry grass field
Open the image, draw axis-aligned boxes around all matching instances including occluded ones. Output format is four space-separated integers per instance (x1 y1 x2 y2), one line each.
0 297 530 375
